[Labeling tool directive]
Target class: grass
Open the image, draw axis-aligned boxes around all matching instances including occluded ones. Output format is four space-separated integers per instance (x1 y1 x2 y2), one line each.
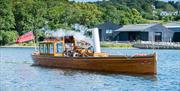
146 20 164 24
1 41 133 48
17 42 36 46
0 41 36 47
100 42 133 48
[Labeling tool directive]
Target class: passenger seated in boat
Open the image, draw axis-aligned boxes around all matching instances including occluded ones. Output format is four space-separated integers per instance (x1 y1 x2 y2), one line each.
64 43 74 57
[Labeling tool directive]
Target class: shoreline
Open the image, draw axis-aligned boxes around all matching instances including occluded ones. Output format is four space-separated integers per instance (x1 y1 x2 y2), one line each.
0 46 35 48
1 46 179 50
1 45 179 50
0 45 136 49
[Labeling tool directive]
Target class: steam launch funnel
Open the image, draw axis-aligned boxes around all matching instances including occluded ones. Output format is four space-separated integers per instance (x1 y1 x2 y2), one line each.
92 28 101 53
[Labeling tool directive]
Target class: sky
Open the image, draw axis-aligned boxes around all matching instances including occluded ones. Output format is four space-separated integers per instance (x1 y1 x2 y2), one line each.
71 0 180 2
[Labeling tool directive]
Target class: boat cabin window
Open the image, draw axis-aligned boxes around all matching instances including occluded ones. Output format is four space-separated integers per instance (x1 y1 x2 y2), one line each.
49 44 54 54
39 44 44 53
44 44 48 53
39 43 54 54
56 42 63 54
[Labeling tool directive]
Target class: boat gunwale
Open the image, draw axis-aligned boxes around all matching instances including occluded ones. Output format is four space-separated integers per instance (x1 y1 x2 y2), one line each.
32 54 156 59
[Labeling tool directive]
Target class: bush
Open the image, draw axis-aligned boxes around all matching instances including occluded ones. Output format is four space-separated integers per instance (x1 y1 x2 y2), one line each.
142 13 154 20
101 42 132 48
0 31 18 45
174 15 180 21
162 15 174 22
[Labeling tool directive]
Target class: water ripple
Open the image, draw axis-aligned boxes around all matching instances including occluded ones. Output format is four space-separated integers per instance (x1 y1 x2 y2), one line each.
0 48 180 91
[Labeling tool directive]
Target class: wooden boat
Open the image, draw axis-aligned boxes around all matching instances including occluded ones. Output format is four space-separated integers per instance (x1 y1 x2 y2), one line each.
32 29 157 75
32 54 156 74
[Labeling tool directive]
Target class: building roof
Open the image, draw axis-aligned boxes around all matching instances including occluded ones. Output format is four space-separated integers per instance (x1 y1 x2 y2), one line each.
115 24 158 32
96 22 122 30
164 22 180 28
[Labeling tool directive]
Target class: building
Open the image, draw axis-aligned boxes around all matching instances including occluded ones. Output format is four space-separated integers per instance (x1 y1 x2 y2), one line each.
95 22 176 42
96 22 122 41
113 24 173 42
160 10 180 16
164 22 180 42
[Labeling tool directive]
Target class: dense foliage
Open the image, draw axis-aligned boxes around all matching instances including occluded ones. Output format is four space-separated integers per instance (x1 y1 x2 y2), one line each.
0 0 179 45
0 30 18 45
96 0 180 20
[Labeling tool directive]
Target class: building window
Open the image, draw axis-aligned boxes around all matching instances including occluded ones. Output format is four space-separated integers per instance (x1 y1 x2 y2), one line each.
106 36 112 41
155 32 162 42
106 29 113 34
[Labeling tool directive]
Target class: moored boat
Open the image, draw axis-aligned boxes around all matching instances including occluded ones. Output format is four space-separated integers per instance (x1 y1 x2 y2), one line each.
32 28 157 75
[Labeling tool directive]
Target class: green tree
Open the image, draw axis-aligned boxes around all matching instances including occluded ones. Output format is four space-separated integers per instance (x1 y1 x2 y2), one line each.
0 0 15 31
130 9 145 24
174 2 180 10
13 0 46 41
155 1 175 11
0 31 18 45
164 3 175 11
73 3 102 27
174 15 180 21
27 0 47 40
45 0 69 29
142 4 153 13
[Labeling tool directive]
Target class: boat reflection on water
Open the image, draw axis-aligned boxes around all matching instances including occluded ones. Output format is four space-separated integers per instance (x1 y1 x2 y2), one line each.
32 65 157 81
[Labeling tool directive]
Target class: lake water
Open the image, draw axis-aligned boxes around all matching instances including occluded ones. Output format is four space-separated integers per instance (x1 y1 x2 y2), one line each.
0 48 180 91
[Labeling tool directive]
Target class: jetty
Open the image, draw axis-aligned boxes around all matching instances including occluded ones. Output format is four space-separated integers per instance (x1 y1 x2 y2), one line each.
133 41 180 49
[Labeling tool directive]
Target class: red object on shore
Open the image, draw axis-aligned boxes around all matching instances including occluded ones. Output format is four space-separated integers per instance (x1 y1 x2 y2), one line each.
16 31 34 43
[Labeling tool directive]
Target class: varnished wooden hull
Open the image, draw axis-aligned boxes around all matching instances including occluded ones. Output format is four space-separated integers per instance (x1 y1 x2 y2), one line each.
32 54 157 75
